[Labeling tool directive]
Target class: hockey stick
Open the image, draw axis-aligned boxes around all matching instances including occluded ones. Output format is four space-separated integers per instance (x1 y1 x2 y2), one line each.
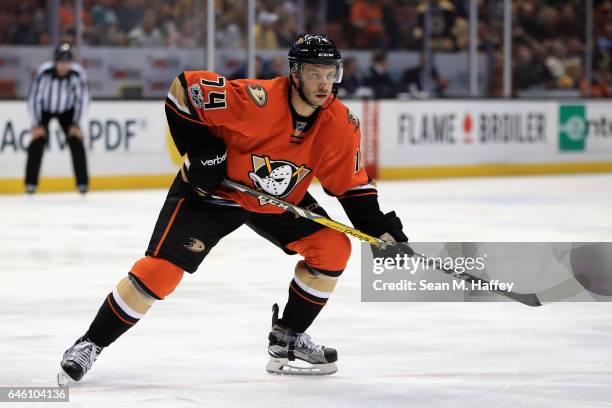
223 179 385 246
222 179 543 307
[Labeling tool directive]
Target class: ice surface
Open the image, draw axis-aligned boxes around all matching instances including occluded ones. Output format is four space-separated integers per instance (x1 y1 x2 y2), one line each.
1 174 612 407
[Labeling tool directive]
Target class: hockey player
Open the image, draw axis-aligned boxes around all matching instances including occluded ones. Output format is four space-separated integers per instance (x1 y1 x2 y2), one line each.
57 34 408 383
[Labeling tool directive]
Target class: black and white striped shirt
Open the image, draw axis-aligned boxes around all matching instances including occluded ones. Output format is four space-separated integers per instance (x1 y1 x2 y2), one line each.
26 61 90 126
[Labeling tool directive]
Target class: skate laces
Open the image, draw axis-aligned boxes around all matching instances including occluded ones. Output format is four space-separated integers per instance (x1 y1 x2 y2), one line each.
295 333 323 353
65 341 100 372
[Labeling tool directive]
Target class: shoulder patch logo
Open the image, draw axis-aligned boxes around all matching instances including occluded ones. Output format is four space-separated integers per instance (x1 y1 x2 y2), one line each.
246 84 268 108
188 83 204 108
248 155 311 202
347 108 360 133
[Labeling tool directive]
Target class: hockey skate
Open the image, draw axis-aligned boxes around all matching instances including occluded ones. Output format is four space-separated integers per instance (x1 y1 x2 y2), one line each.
266 304 338 375
57 336 103 386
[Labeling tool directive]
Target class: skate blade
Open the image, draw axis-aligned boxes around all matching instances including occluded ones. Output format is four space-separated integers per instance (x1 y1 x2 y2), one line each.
57 369 74 387
266 357 337 376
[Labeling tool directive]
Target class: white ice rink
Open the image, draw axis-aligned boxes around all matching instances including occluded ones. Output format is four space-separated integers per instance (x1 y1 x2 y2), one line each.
1 174 612 408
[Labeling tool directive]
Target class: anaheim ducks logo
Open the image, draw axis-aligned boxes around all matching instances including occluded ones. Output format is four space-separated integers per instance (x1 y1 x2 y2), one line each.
248 155 311 202
245 84 268 107
183 238 205 253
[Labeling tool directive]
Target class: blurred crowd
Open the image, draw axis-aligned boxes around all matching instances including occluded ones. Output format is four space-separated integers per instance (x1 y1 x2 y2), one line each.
0 0 610 97
0 0 301 48
507 0 611 96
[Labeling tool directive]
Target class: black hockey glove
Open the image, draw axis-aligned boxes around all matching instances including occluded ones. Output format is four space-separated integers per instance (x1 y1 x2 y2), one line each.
371 211 414 259
376 211 408 243
183 147 227 194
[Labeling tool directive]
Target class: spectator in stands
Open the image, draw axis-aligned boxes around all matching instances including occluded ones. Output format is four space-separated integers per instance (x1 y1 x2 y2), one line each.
350 0 386 49
513 41 554 92
516 2 546 41
176 17 198 48
401 52 445 97
276 12 299 48
415 0 457 51
116 0 145 34
217 0 246 49
5 5 39 45
229 56 265 80
337 57 363 98
563 38 585 89
59 0 91 32
128 10 163 47
89 0 118 46
598 22 612 60
263 56 287 79
451 17 469 50
90 0 118 28
216 22 244 49
158 0 179 47
557 0 585 39
541 39 583 90
581 58 611 98
255 10 280 49
59 27 77 47
394 0 420 50
326 0 351 49
381 0 400 49
95 21 128 46
536 6 562 40
364 51 396 99
594 0 611 35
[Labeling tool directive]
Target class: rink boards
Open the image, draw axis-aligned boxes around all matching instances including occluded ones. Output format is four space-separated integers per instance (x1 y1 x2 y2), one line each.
0 99 611 193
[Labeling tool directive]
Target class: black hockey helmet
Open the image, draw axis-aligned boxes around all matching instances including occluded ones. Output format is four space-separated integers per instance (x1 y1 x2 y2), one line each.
54 42 73 62
289 34 342 67
288 34 343 108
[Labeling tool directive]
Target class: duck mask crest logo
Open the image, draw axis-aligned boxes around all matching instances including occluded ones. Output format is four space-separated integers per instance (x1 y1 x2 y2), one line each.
248 155 311 203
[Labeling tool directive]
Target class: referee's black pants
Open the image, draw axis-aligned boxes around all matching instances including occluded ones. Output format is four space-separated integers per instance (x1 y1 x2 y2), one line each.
25 110 89 189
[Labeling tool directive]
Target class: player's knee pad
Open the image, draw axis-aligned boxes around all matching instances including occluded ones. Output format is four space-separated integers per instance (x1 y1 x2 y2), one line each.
130 256 184 300
291 260 342 306
287 228 351 272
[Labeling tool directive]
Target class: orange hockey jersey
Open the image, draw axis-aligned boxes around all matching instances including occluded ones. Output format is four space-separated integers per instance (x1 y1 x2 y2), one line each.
165 71 370 214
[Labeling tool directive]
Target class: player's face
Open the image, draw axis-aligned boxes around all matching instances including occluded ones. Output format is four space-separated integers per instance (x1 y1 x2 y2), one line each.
300 64 337 106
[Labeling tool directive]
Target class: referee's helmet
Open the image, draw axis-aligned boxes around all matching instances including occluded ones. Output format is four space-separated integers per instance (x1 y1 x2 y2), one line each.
54 43 73 62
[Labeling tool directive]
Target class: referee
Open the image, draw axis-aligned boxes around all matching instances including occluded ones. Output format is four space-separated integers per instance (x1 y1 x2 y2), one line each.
25 42 90 194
